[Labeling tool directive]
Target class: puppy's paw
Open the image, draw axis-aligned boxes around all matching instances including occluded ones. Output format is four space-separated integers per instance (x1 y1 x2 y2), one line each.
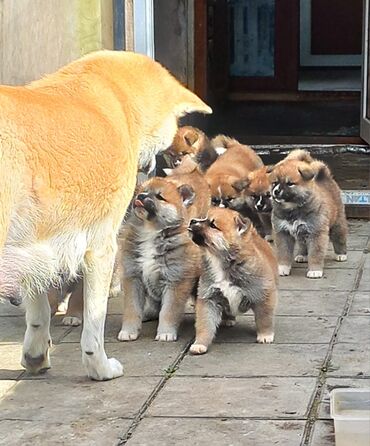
295 254 308 263
278 265 291 276
117 329 139 341
257 333 274 344
87 357 124 381
155 332 177 342
190 343 208 355
307 270 323 279
335 254 347 262
62 316 82 327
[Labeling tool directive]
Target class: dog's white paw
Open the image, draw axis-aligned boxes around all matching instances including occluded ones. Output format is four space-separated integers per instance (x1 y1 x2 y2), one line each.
87 357 124 381
190 343 208 355
155 332 177 342
62 316 82 327
117 329 139 341
295 254 308 263
335 254 347 262
257 333 274 344
278 265 291 276
307 270 323 279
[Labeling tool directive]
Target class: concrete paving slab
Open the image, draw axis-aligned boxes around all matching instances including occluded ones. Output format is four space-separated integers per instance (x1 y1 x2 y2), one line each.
292 250 363 269
61 315 195 344
0 376 158 423
343 235 368 251
147 377 316 418
27 339 189 379
335 316 370 343
277 291 347 316
349 292 370 315
0 380 17 399
0 418 131 446
348 220 370 237
178 344 327 377
0 343 24 380
127 418 305 446
214 316 337 344
358 259 370 291
328 343 370 377
0 301 25 316
278 268 356 291
318 378 370 419
310 420 335 446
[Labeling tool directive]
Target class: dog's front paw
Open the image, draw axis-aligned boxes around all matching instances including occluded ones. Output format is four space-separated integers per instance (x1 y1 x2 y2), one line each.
257 333 274 344
62 316 82 326
190 343 208 355
278 265 291 276
117 328 139 341
307 270 323 279
335 254 347 262
295 255 308 263
155 332 177 342
87 357 124 381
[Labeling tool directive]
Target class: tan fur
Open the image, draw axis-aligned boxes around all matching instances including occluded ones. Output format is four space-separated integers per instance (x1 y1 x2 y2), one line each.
205 138 263 203
189 208 278 354
0 50 211 380
270 154 347 278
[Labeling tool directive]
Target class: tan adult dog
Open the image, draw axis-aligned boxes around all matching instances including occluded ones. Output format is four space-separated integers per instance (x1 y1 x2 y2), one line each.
0 50 211 380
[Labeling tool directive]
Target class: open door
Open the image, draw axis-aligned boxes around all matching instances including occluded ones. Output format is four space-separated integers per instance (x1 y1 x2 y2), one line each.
361 0 370 143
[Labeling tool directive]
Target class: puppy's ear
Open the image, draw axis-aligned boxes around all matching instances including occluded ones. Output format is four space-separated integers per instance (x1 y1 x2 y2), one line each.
235 214 251 235
298 166 315 181
310 161 331 182
232 178 250 192
163 168 174 176
178 184 195 207
183 129 200 147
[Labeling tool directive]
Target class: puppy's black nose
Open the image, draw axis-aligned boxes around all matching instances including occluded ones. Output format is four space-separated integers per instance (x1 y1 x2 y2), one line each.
137 193 149 202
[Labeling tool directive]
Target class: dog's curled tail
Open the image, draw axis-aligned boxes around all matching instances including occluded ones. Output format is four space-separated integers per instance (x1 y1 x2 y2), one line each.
286 149 314 164
211 134 239 150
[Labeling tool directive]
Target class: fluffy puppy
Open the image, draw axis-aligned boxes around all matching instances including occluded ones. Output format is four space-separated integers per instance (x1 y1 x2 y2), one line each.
117 176 203 342
242 165 273 240
165 126 218 171
188 207 278 354
270 150 347 278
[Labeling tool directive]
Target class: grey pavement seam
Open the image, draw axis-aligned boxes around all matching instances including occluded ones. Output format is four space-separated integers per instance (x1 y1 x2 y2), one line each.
300 252 367 446
116 339 193 445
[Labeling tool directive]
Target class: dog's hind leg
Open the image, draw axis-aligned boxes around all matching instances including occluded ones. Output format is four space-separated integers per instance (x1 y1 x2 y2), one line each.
22 293 52 374
118 278 146 341
81 239 124 381
330 218 348 262
253 289 277 344
62 279 83 326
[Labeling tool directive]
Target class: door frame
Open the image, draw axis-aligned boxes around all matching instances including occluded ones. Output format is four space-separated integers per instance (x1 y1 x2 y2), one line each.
361 0 370 143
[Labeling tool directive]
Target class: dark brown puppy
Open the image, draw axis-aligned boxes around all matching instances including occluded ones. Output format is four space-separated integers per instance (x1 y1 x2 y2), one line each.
270 150 347 278
188 207 278 354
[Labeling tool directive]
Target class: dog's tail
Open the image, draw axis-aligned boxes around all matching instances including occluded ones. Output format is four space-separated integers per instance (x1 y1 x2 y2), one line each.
211 134 239 151
286 149 314 164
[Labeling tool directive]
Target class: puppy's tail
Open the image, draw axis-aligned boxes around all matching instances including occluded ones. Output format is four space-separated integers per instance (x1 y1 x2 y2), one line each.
286 149 314 164
211 134 239 150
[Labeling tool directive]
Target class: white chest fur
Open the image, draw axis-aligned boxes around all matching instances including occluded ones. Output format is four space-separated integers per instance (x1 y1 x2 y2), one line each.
207 253 242 315
137 231 160 280
276 219 308 237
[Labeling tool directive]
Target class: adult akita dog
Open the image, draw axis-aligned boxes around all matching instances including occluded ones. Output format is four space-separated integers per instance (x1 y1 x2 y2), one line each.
0 50 211 380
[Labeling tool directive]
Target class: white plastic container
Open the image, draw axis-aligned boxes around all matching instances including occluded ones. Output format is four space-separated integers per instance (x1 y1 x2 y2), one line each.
330 388 370 446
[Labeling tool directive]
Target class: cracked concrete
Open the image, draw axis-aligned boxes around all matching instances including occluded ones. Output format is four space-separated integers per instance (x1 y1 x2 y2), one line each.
0 220 369 445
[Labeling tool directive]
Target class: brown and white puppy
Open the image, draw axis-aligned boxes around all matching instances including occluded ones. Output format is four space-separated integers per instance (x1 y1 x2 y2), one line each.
270 150 347 278
118 176 205 342
188 207 278 354
165 126 219 172
242 166 273 240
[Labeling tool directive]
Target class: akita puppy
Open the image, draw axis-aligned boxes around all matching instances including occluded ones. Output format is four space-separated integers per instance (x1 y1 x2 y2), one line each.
118 175 208 342
165 126 219 172
270 150 347 279
188 208 278 354
0 51 211 380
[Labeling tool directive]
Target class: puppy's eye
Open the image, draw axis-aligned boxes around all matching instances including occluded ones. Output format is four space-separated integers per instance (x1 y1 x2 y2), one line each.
272 181 278 187
266 192 271 197
212 197 221 205
156 193 166 201
209 220 219 230
286 181 295 187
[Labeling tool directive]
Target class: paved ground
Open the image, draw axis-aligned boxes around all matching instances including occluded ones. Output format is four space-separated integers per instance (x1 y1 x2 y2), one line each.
0 220 369 446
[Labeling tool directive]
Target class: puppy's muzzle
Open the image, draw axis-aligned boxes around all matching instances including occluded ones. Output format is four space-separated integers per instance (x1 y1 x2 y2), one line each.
134 193 156 213
272 184 283 200
188 218 207 246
